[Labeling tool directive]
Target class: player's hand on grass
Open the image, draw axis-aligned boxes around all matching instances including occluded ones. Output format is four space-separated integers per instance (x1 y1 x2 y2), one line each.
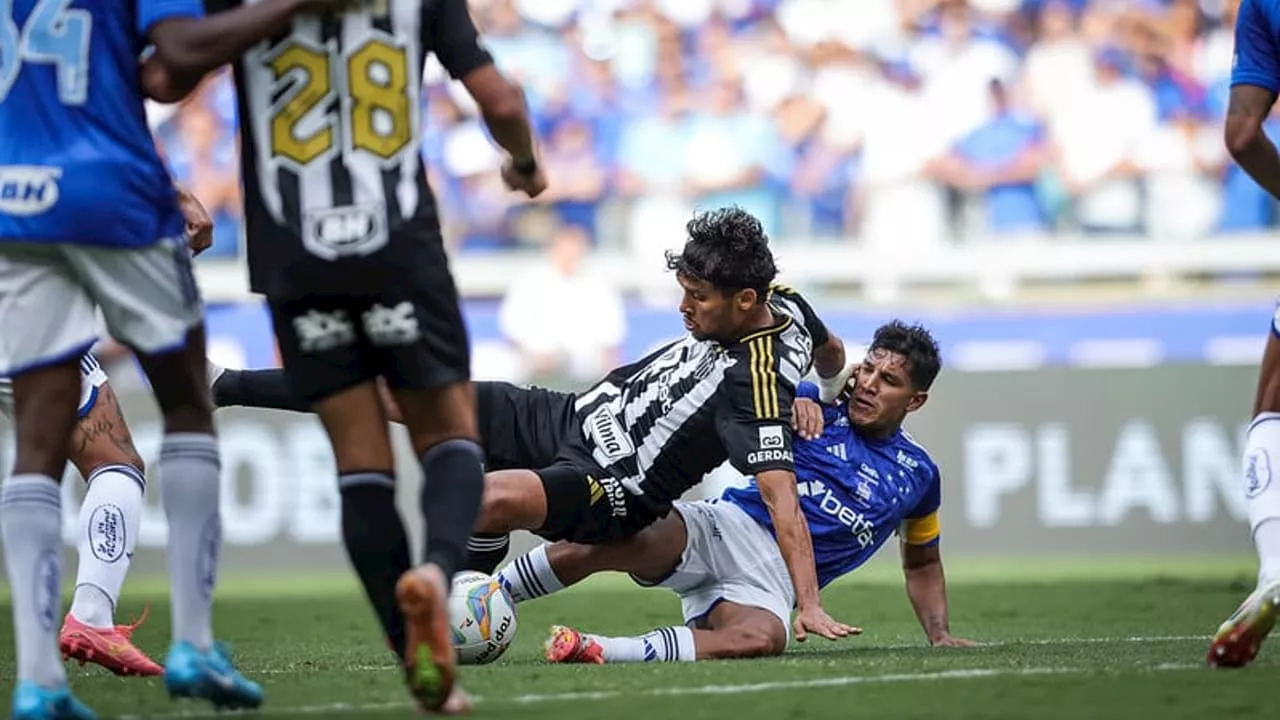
176 185 213 256
793 605 861 642
930 635 978 648
792 397 825 441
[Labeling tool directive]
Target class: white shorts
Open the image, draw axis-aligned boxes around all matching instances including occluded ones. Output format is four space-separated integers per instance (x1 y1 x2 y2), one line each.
0 353 108 420
0 237 202 375
643 499 796 642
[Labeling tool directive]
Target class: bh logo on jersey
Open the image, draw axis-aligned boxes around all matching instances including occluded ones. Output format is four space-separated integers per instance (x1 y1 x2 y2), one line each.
796 479 876 548
303 204 388 260
0 166 60 216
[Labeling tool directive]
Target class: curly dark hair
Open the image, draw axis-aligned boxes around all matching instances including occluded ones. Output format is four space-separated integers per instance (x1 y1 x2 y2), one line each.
869 320 942 391
665 207 777 300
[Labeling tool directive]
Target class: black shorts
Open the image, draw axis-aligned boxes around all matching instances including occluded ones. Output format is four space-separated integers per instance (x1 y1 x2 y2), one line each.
534 459 664 544
268 248 470 404
474 381 578 471
472 381 663 544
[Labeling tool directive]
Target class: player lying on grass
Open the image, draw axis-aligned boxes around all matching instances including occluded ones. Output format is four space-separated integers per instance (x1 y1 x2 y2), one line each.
210 321 972 660
211 209 858 651
515 321 979 663
0 187 214 680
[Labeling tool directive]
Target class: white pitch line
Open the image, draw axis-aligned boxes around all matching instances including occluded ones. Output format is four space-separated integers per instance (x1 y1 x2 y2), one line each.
242 634 1210 675
119 661 1204 720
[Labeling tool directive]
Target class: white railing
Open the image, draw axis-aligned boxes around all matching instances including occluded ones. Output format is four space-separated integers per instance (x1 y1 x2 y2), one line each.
194 232 1280 303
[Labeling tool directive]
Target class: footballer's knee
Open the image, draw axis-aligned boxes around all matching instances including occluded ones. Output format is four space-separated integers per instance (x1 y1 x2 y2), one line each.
315 382 395 473
700 603 787 659
702 622 786 660
392 381 478 455
477 470 547 533
12 358 81 477
729 624 786 658
135 327 216 435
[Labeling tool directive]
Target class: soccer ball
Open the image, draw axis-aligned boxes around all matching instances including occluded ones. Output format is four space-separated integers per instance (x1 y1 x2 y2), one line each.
448 570 518 665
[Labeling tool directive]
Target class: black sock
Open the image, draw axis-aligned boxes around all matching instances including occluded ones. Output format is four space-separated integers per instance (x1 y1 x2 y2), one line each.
339 472 411 658
420 439 485 584
465 533 511 575
212 368 310 412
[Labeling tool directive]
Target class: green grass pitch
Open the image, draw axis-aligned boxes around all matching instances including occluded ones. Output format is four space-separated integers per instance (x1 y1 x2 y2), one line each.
0 553 1275 719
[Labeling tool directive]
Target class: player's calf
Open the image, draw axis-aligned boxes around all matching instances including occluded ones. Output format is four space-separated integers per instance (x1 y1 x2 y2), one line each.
393 381 485 586
317 382 412 658
4 359 83 694
66 381 145 626
498 514 686 604
134 327 225 658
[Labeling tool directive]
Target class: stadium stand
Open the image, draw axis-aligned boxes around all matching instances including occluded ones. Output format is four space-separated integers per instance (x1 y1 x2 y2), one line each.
126 0 1280 384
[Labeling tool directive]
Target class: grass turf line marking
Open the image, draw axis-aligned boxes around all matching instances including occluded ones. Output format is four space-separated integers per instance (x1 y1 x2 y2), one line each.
239 634 1210 675
120 662 1204 719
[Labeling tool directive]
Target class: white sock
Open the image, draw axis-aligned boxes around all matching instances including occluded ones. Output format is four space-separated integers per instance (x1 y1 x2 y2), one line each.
496 544 564 603
69 464 145 628
159 433 221 650
591 626 696 663
1 474 68 688
1245 413 1280 587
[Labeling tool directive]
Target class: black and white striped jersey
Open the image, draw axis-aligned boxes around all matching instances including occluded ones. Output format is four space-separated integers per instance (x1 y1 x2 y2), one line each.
208 0 493 296
571 286 831 509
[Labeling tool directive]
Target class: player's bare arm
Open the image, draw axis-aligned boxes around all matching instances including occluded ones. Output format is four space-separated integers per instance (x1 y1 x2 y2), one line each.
813 335 847 374
901 541 975 648
1225 84 1280 199
140 0 348 102
445 7 543 196
755 468 854 642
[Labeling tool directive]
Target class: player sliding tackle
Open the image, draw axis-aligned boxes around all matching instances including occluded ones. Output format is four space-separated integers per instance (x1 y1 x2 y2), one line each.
212 320 973 660
1209 0 1280 668
212 208 858 651
515 322 977 663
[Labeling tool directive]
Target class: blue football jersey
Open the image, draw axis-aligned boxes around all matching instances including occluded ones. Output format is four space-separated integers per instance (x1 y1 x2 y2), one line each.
722 381 942 589
0 0 199 247
1232 0 1280 93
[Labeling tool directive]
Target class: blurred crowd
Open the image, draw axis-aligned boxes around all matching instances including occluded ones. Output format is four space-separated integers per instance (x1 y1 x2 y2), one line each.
152 0 1275 262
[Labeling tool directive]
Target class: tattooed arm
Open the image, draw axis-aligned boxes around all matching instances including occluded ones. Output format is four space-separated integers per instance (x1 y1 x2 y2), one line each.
1226 0 1280 198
